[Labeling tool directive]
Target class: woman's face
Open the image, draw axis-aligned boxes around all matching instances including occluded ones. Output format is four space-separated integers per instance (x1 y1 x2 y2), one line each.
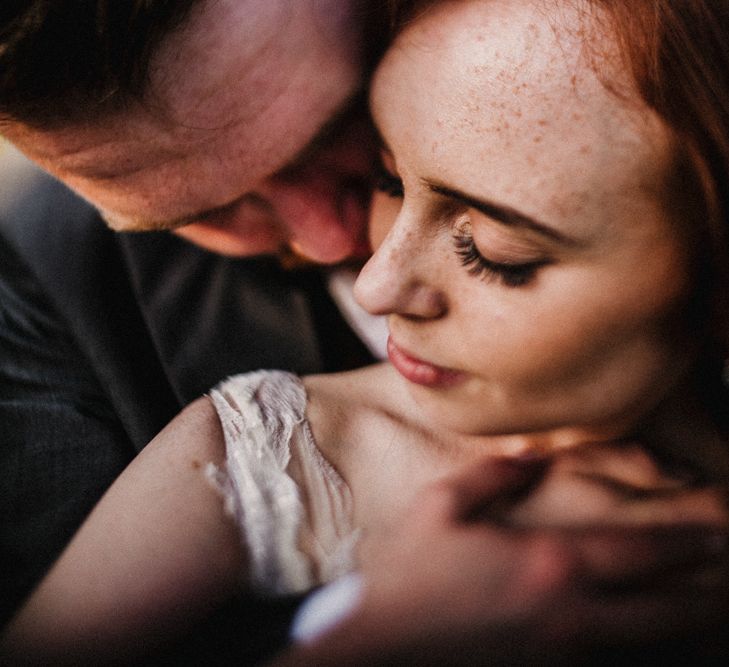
355 0 697 440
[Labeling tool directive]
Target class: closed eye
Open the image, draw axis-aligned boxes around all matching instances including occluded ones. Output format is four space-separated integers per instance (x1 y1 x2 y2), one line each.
453 230 547 288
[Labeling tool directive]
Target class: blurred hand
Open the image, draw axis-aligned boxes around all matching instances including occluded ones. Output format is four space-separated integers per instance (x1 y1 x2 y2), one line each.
352 455 729 664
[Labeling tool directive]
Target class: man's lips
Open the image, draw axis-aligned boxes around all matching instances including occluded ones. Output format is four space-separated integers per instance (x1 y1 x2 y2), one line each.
387 337 465 388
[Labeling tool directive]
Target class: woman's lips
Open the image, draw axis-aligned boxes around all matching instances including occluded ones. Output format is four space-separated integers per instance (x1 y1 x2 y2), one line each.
387 337 465 388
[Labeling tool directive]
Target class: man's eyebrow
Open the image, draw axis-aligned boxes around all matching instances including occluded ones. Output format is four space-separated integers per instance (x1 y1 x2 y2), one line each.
101 197 244 232
424 180 581 246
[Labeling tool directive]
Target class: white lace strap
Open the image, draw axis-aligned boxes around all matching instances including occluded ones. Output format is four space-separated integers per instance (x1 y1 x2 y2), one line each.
208 371 314 595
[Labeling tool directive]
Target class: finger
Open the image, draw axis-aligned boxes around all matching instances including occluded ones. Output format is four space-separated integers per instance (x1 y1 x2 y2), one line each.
432 456 550 522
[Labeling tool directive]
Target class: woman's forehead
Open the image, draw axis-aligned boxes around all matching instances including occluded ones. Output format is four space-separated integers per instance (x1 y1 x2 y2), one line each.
371 0 675 229
372 0 668 170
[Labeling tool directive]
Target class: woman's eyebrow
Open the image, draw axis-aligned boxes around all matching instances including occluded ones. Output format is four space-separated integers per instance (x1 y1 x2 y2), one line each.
425 180 582 246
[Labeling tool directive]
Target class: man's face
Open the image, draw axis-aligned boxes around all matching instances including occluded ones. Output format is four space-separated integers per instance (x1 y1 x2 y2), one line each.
4 0 374 263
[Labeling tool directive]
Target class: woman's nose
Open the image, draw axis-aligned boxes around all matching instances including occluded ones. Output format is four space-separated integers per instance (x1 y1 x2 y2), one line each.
353 221 447 320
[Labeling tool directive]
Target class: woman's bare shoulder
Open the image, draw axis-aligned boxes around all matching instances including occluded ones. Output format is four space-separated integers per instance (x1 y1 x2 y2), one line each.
141 395 225 471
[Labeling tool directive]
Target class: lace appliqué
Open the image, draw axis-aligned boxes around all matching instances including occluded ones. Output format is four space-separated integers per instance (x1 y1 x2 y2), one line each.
207 370 357 596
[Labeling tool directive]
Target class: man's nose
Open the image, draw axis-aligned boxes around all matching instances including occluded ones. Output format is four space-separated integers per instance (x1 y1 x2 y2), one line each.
266 109 378 264
267 170 371 264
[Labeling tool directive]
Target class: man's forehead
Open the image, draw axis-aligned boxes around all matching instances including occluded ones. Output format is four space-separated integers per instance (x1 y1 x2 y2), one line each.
151 1 288 109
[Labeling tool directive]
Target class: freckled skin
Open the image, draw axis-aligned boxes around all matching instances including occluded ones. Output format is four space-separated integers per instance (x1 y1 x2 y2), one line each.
356 0 698 442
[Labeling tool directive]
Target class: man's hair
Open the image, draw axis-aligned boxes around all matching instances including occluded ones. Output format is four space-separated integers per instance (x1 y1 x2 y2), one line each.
0 0 200 127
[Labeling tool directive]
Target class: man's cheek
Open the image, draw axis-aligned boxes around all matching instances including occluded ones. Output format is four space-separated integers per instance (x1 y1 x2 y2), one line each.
368 192 401 250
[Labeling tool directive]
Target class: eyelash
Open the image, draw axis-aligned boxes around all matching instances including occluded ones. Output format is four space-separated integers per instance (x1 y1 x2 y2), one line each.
373 160 543 288
453 231 544 288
